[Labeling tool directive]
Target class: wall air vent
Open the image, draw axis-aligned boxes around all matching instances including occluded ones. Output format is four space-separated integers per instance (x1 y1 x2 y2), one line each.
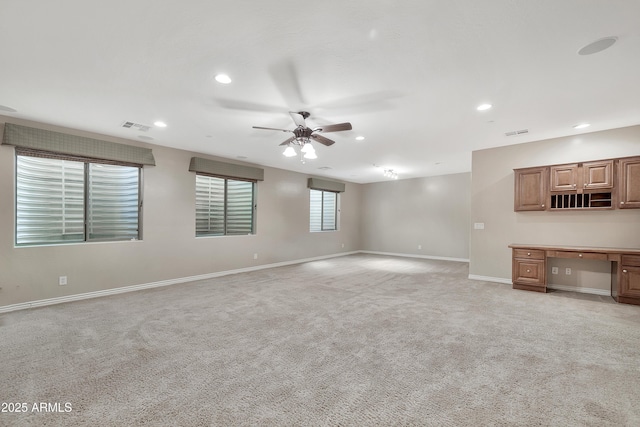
505 129 529 137
122 121 151 132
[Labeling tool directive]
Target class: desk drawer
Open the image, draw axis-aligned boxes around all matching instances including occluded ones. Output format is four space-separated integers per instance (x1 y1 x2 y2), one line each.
622 255 640 267
551 251 608 261
513 249 545 260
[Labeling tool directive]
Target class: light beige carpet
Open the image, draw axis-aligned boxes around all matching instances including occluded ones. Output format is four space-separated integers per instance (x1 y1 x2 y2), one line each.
1 254 640 426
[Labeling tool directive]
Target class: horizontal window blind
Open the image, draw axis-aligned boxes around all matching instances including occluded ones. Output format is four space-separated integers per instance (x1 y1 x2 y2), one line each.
16 156 85 245
196 175 225 236
226 179 254 235
88 164 140 241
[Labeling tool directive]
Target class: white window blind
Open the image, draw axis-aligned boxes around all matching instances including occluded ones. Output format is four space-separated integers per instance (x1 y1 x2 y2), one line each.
16 156 85 245
196 175 254 236
88 164 140 241
16 154 141 246
310 189 337 232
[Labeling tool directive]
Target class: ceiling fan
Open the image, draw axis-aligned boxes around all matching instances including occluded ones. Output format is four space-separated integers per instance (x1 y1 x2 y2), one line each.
253 111 352 160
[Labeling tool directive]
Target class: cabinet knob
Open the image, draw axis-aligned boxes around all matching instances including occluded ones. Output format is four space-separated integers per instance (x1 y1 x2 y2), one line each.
573 183 577 187
527 252 531 256
623 269 628 273
526 269 531 273
621 201 625 205
541 204 545 208
579 254 583 257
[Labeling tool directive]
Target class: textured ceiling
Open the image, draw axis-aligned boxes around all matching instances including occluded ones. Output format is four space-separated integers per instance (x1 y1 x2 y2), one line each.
1 1 639 183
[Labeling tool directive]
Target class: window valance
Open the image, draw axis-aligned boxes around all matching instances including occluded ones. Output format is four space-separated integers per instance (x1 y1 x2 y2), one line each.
307 177 345 193
1 123 156 166
189 157 264 182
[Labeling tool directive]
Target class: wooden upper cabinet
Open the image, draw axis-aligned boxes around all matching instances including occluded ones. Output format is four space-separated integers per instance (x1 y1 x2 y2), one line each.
550 164 578 191
550 160 613 192
619 156 640 209
514 167 548 211
583 160 614 190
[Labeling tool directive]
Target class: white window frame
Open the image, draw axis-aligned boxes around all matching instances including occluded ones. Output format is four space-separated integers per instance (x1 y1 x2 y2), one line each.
14 151 143 246
310 189 339 232
195 174 256 237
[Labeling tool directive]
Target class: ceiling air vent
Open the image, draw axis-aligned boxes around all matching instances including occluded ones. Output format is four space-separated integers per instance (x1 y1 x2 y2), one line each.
318 166 333 170
122 121 151 132
505 129 529 137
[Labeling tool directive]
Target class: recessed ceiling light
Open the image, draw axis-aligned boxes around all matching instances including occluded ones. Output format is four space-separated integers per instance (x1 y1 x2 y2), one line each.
477 103 492 111
0 104 17 113
573 123 591 129
153 121 167 128
355 136 365 141
215 74 232 84
578 37 617 56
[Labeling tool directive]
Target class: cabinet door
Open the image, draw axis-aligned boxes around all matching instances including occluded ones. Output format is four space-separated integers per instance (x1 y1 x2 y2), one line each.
620 266 640 298
583 160 613 190
514 167 548 211
513 259 545 286
619 157 640 209
550 164 578 191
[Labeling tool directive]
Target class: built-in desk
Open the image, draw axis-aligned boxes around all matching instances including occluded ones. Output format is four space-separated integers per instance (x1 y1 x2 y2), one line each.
509 244 640 306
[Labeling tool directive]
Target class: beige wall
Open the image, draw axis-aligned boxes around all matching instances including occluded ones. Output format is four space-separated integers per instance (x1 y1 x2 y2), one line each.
470 125 640 291
0 118 361 307
360 173 471 260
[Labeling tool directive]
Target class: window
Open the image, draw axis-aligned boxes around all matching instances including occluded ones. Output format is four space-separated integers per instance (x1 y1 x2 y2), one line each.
195 174 255 236
310 189 337 232
16 153 141 246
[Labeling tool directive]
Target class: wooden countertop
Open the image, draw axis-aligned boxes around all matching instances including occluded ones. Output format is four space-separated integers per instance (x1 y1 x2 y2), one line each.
509 244 640 254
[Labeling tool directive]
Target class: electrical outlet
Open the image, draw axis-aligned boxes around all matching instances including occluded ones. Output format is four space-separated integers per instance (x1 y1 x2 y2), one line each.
253 253 258 260
551 267 558 275
59 276 67 286
474 223 485 230
565 268 572 275
418 244 422 250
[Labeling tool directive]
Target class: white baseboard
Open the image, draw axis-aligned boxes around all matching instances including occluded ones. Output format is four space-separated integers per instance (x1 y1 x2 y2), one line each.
0 251 359 314
468 275 512 284
547 284 611 296
360 250 469 263
467 275 612 296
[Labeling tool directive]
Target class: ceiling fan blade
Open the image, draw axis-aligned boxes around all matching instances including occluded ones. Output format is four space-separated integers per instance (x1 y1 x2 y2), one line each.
216 98 285 113
289 111 306 128
314 122 352 133
269 59 308 107
252 126 291 132
311 134 335 146
279 136 296 146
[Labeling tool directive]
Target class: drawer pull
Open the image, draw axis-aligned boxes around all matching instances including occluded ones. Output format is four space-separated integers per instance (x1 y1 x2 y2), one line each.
621 201 625 205
623 269 628 273
579 254 583 257
527 252 531 256
526 269 531 273
541 204 545 208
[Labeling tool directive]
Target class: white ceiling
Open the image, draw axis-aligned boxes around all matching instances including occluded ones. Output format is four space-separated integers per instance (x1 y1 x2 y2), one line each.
1 1 639 183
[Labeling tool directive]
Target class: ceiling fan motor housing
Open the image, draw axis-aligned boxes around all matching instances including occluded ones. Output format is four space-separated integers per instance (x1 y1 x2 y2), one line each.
293 127 313 139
